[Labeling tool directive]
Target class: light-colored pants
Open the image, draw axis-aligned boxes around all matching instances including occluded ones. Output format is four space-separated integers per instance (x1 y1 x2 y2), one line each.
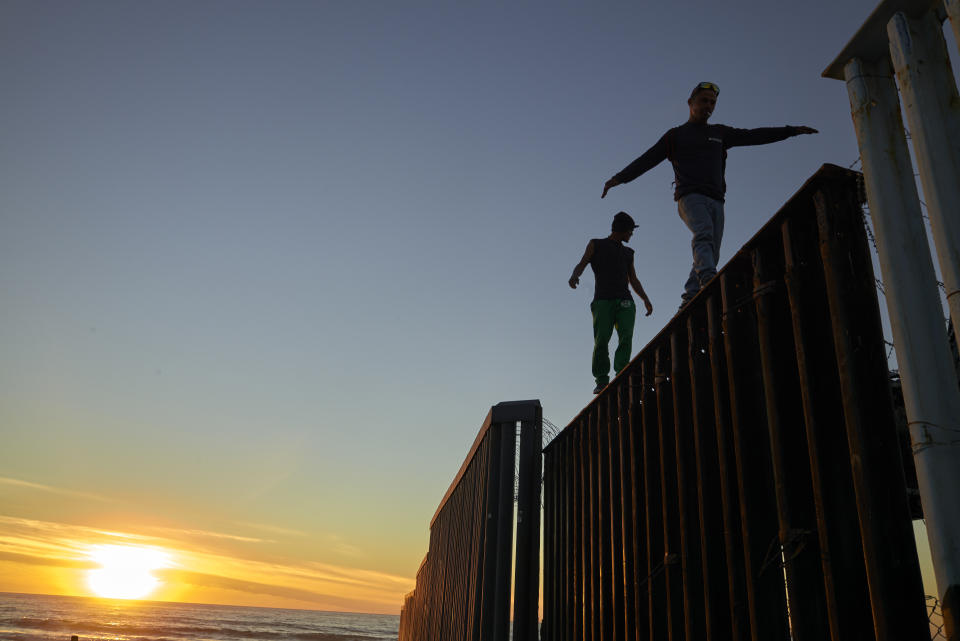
678 193 725 304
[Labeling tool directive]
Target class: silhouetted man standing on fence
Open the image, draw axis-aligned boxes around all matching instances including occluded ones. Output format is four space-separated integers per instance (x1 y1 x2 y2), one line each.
570 211 653 394
601 81 818 307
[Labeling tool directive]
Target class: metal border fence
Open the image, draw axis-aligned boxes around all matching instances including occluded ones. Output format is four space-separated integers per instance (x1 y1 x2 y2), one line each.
399 400 542 641
541 165 930 641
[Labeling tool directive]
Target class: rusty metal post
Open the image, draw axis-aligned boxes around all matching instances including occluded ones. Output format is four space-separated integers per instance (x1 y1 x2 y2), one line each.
720 267 791 641
577 419 591 641
671 329 707 641
478 423 502 641
560 433 572 641
542 438 555 641
687 308 733 640
655 344 685 641
596 399 615 641
559 426 573 639
616 379 639 641
707 293 750 641
782 213 874 641
641 356 667 641
814 186 930 641
627 370 648 641
563 432 575 641
570 427 583 641
605 387 627 641
752 244 829 640
587 410 602 641
544 435 560 641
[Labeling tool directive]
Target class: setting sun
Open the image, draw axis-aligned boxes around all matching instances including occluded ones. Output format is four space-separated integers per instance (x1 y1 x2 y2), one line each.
86 545 170 600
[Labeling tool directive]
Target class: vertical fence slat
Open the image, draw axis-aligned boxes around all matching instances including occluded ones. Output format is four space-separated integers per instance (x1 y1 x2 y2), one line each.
563 432 574 641
721 266 791 641
752 241 830 641
542 434 554 641
813 187 929 641
616 380 640 641
655 344 685 641
628 370 649 641
707 293 751 641
588 408 604 641
574 419 593 641
671 328 707 641
607 387 627 641
641 356 667 641
597 399 615 641
687 308 733 641
781 214 874 641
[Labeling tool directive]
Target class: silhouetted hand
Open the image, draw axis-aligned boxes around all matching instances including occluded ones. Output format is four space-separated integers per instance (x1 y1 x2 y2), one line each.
601 177 619 199
792 126 818 135
569 276 579 289
643 298 653 316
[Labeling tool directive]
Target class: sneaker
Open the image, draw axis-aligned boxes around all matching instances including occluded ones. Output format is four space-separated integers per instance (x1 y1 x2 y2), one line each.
593 382 606 394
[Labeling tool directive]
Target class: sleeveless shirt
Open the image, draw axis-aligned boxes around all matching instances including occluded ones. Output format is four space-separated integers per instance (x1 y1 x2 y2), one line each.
589 238 633 302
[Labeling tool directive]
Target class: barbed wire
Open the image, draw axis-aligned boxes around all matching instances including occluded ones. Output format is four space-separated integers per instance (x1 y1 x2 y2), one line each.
542 417 561 447
927 594 947 639
529 417 563 506
849 157 953 379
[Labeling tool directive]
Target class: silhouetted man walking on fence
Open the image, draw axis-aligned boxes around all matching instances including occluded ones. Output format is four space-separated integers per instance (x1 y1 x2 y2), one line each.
601 81 817 307
570 211 653 394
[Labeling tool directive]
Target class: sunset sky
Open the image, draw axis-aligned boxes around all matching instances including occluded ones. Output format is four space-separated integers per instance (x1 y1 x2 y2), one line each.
1 0 952 614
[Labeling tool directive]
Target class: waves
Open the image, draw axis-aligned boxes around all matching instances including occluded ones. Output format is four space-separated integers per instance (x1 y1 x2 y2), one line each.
0 593 399 641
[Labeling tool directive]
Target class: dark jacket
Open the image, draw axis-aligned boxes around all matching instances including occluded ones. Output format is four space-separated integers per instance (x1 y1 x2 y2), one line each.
613 122 797 202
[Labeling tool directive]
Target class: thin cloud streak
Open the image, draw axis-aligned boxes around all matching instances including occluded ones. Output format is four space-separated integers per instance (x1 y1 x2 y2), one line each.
233 521 308 538
157 569 388 613
0 477 111 503
0 550 96 570
146 526 271 544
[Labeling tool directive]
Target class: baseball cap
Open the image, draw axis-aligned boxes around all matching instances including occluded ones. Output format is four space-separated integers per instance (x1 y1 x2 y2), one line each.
690 81 719 99
612 211 638 232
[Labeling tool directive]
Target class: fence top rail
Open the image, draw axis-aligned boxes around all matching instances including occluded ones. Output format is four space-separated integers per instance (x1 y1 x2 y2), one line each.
822 0 944 79
430 399 541 528
544 163 861 454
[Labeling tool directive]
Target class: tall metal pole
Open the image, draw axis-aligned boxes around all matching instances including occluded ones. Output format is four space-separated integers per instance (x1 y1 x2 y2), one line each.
888 9 960 347
844 55 960 640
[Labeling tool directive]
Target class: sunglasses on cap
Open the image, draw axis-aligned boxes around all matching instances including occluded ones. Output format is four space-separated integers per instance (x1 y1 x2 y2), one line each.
692 81 719 96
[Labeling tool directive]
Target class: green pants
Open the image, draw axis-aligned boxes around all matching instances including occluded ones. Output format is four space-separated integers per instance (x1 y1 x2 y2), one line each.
591 298 636 386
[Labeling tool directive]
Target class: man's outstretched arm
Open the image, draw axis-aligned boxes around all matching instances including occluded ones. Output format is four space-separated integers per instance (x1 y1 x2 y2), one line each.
601 132 670 198
569 240 595 289
724 125 818 148
629 263 653 316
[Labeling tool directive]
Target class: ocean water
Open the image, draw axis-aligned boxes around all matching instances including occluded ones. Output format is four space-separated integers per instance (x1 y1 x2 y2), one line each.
0 592 399 641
